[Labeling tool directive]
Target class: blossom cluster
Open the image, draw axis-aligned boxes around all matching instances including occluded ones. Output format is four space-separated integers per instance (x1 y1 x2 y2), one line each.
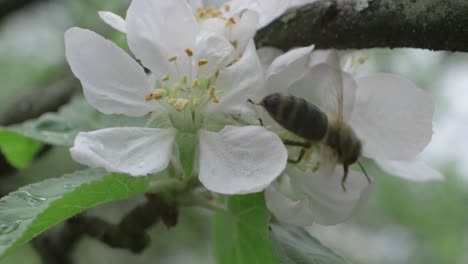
65 0 441 226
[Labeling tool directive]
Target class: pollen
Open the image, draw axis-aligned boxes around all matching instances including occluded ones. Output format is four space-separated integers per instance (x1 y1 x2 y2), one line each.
153 89 166 100
185 48 194 57
209 85 220 103
198 59 209 67
168 56 178 62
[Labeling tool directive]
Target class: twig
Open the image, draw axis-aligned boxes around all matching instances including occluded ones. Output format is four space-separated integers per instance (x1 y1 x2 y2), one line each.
0 0 46 20
255 0 468 52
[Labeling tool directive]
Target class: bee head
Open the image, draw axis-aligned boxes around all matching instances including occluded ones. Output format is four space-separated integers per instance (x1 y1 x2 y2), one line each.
261 93 281 115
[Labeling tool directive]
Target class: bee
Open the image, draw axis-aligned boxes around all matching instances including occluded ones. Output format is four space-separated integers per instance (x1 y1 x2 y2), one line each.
251 51 370 191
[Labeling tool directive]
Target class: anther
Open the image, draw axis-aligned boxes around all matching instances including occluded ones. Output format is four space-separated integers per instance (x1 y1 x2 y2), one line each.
161 74 170 82
153 89 166 100
209 85 220 103
224 4 231 12
175 98 190 112
185 48 194 57
198 59 209 67
225 17 236 26
181 76 188 85
358 55 369 64
168 56 178 62
231 40 238 49
144 92 154 101
191 79 199 88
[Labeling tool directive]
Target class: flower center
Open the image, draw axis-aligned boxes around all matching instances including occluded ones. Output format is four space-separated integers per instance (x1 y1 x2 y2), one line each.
144 48 224 132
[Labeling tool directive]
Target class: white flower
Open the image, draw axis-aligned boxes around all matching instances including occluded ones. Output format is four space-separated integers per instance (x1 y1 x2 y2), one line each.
65 0 288 195
99 0 316 32
256 47 441 226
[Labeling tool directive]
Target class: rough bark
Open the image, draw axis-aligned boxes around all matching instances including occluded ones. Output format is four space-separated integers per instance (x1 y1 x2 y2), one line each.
255 0 468 52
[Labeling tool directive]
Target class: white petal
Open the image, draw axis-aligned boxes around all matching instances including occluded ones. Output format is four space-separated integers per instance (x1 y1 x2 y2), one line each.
194 32 235 78
230 10 259 55
65 28 158 116
291 166 373 226
186 0 203 13
289 64 358 121
257 47 284 70
200 18 226 37
376 159 443 182
265 186 316 226
126 0 198 77
265 46 314 95
70 127 176 177
208 42 262 114
198 126 287 194
98 11 126 33
350 74 434 160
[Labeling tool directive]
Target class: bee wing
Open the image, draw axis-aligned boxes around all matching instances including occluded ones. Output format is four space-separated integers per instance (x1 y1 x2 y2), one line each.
329 49 345 125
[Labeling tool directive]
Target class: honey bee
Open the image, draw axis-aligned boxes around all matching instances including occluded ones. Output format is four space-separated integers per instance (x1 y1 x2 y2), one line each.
252 51 371 191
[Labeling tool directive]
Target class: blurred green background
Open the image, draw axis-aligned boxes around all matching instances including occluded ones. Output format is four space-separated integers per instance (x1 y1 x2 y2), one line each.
1 0 467 263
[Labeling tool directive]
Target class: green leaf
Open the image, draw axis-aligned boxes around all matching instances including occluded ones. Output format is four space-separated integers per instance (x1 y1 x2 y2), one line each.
0 168 175 258
270 221 350 264
213 193 279 264
0 97 146 147
0 132 42 169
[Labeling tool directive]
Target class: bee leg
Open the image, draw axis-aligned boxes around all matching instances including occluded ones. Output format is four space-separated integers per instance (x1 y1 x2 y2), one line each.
357 161 372 184
288 148 306 164
341 165 349 192
282 140 311 148
247 99 264 126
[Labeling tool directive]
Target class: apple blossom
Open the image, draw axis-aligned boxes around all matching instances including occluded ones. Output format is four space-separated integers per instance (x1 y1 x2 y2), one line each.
65 0 288 195
256 47 441 226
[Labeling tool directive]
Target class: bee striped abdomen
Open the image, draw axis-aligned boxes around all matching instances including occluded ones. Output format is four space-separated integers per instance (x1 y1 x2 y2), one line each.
261 93 328 141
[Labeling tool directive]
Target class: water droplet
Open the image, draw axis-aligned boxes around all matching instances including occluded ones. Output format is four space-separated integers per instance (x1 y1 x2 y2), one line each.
15 191 47 207
63 183 78 190
0 220 23 245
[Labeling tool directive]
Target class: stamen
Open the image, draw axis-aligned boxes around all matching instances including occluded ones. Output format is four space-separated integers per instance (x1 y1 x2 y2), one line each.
198 59 209 67
168 56 178 62
161 74 170 82
192 79 199 88
207 7 222 17
153 89 166 100
193 96 201 107
312 161 320 172
181 76 188 85
144 92 154 101
225 17 236 26
209 85 220 103
358 54 369 64
231 40 238 49
175 98 190 112
224 4 231 12
185 48 194 57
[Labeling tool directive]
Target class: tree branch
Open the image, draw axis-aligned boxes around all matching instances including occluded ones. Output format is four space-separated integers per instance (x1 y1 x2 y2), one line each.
0 0 46 20
255 0 468 52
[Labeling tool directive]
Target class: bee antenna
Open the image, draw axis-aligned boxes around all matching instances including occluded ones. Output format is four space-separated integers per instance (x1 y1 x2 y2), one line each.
247 98 255 104
357 161 372 184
